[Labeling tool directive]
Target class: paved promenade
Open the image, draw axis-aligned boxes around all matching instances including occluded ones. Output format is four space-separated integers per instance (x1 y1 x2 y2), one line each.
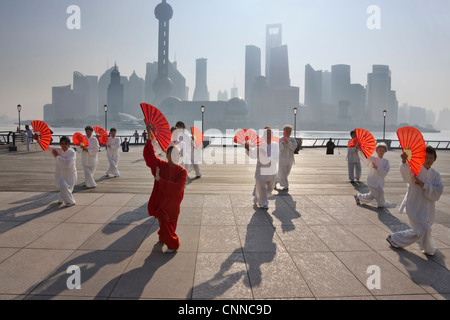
1 145 450 300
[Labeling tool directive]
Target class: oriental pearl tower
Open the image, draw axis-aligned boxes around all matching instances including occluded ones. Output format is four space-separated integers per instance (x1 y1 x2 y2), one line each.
152 0 174 105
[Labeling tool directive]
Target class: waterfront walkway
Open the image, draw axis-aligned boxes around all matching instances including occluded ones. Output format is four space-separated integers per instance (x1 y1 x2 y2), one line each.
1 145 450 300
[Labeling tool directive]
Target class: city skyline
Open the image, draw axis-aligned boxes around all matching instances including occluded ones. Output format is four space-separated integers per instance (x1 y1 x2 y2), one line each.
0 0 449 123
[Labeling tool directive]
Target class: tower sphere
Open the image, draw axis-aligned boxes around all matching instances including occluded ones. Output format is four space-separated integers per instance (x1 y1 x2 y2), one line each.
155 1 173 21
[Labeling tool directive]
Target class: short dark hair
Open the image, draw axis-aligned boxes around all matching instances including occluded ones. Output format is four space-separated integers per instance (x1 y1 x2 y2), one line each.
175 121 186 129
110 128 117 132
350 130 356 136
85 126 93 132
60 136 71 145
426 145 437 160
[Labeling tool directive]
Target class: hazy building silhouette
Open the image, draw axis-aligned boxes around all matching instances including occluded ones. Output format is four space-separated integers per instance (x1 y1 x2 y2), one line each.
145 60 188 103
152 0 174 104
245 45 262 118
331 64 351 107
305 64 323 107
193 58 210 101
73 72 98 118
217 90 228 101
107 64 124 119
124 71 145 117
437 108 450 130
366 65 398 126
265 24 282 81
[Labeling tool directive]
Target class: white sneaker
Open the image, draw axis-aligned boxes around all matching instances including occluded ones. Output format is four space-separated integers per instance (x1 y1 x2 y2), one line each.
386 235 399 249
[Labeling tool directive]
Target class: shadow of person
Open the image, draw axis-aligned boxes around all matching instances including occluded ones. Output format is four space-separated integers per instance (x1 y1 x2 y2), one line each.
189 208 276 299
351 180 369 194
269 194 299 234
23 211 155 299
97 242 177 299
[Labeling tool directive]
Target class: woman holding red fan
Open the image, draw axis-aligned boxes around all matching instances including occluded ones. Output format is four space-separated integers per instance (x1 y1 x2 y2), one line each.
387 146 444 256
144 123 188 253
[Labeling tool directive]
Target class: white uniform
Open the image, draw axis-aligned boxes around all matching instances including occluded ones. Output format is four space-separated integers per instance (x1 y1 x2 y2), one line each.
277 137 297 189
81 136 99 188
46 147 77 205
248 141 279 208
356 154 390 207
391 163 444 255
190 141 202 177
106 136 121 177
347 146 361 181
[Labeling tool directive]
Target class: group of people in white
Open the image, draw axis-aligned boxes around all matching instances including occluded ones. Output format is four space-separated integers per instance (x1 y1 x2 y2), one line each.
44 124 443 257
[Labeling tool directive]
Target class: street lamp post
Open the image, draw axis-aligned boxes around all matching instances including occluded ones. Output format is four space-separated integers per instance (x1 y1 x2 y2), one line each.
293 107 298 139
104 105 108 132
383 109 387 140
17 104 21 131
201 105 205 136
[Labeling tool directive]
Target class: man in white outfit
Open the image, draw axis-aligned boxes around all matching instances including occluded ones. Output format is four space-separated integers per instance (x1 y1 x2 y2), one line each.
347 130 361 182
246 127 279 209
106 128 121 178
276 125 297 191
387 146 444 256
46 136 77 206
354 142 390 208
81 126 99 189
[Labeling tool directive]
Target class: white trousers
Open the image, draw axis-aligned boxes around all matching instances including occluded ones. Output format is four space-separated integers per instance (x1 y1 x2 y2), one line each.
57 178 75 205
356 185 385 207
254 174 276 207
348 161 361 181
106 156 120 176
83 165 97 188
391 218 436 254
277 164 292 188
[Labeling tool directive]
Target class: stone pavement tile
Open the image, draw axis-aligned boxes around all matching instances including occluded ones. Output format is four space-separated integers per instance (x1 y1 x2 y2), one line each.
238 225 286 253
310 225 372 251
110 251 196 299
26 222 103 250
274 224 330 252
79 224 149 252
0 248 74 296
0 192 25 204
203 194 232 208
0 221 22 234
0 221 59 248
230 194 258 208
375 294 436 300
232 208 272 226
66 205 122 224
378 249 450 296
352 206 406 227
322 207 374 225
432 224 450 247
107 205 154 226
297 207 339 226
267 206 303 232
178 207 203 226
244 252 313 299
32 203 85 223
124 194 151 207
70 193 103 206
201 207 236 226
138 224 199 253
89 193 136 207
198 225 241 253
28 250 134 298
335 251 428 296
191 252 252 299
307 195 347 208
290 252 372 298
0 248 19 263
0 202 59 222
15 192 60 205
181 194 205 208
346 224 397 251
281 195 319 210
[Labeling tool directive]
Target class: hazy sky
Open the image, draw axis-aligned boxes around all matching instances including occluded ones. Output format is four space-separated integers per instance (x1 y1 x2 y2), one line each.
1 0 449 121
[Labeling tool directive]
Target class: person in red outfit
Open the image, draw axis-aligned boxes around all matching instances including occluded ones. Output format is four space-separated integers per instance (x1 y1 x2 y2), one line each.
143 124 188 253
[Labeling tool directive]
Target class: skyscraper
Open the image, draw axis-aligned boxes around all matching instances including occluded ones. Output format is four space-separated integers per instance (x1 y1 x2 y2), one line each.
366 65 398 125
193 58 209 101
245 45 261 103
265 24 282 80
107 64 124 118
152 0 174 104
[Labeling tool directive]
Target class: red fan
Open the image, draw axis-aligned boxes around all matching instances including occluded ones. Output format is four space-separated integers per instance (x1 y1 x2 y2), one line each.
72 132 89 147
397 126 426 176
31 120 52 151
234 129 262 147
348 138 357 148
355 128 376 159
140 103 171 151
190 126 203 148
93 126 108 146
